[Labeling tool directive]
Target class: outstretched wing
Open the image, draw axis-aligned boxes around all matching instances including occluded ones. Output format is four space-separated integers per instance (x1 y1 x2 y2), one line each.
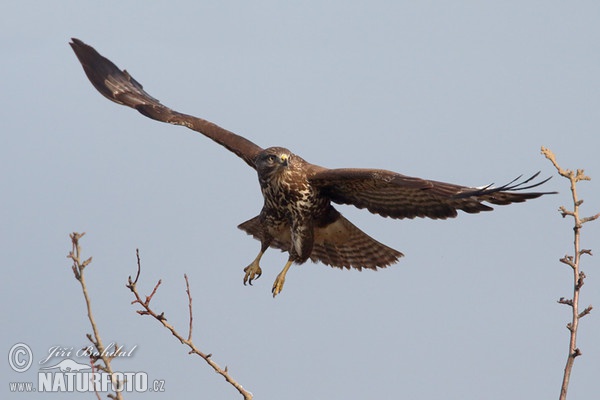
69 38 263 169
309 169 555 219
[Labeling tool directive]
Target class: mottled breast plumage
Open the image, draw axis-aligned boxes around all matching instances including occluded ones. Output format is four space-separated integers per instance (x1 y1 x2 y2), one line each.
256 147 329 220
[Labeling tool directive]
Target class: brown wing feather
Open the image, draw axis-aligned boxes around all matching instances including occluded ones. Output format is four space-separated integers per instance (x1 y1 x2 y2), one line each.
69 38 263 169
309 168 555 220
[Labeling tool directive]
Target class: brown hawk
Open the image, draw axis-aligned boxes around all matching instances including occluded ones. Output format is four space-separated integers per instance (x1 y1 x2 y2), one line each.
70 38 554 297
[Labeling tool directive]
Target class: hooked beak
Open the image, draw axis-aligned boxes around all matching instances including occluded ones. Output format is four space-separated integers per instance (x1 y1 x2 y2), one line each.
280 154 289 166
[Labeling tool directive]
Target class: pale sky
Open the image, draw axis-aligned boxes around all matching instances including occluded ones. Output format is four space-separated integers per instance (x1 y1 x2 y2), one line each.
2 2 599 399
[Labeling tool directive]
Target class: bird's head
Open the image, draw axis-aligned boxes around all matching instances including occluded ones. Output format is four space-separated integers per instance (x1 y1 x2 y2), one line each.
255 147 292 180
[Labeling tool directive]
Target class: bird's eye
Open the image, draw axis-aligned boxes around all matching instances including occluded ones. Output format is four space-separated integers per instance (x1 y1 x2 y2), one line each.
267 155 276 163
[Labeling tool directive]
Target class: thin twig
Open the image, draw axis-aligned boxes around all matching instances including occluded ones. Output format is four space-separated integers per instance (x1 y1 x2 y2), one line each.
126 250 253 400
68 232 123 400
89 360 103 400
184 274 194 342
541 147 595 400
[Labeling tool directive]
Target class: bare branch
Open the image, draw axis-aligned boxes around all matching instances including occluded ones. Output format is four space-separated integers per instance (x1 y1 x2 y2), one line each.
127 251 253 400
541 147 596 400
68 232 123 400
581 213 600 224
541 147 573 179
130 248 142 285
558 298 573 307
575 169 590 182
559 206 575 218
559 255 575 269
578 306 593 319
184 274 193 342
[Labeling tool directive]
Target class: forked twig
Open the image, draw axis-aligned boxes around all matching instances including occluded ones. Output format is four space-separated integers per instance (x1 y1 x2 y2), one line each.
127 250 252 400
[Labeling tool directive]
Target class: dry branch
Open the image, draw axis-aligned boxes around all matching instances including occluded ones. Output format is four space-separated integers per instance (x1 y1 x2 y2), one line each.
68 232 124 400
541 147 596 400
127 249 253 400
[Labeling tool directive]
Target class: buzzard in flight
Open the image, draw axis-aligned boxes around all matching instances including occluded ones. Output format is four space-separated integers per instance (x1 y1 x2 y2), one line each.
70 38 554 297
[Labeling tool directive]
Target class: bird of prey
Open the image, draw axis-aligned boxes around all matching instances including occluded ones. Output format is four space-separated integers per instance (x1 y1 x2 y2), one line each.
70 38 554 297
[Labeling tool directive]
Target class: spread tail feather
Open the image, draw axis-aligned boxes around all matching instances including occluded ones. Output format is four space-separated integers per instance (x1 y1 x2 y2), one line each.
238 215 402 271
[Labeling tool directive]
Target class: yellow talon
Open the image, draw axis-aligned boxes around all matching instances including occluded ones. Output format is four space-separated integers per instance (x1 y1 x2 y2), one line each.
243 261 262 285
243 251 264 285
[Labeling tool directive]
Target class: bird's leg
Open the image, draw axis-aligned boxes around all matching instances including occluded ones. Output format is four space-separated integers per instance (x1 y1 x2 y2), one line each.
244 237 272 286
272 257 294 298
243 242 269 285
